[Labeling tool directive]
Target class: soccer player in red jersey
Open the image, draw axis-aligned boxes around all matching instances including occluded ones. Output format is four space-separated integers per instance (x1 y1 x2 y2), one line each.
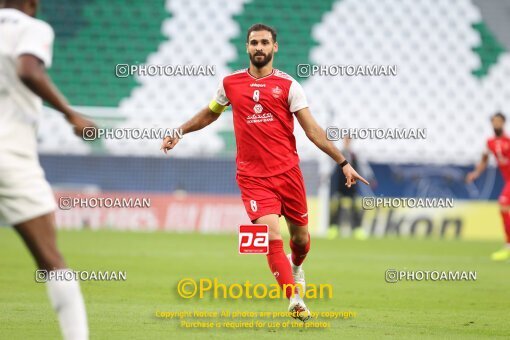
161 23 368 320
467 112 510 261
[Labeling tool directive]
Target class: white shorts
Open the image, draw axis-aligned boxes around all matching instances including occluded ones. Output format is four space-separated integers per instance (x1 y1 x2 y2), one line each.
0 152 56 226
0 99 56 225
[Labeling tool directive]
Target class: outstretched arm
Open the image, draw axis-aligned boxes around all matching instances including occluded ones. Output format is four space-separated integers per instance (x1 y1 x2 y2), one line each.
161 105 221 153
295 107 369 187
466 152 489 183
16 55 95 136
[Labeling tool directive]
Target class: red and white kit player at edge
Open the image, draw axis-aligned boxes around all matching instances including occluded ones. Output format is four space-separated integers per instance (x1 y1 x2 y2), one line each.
467 112 510 261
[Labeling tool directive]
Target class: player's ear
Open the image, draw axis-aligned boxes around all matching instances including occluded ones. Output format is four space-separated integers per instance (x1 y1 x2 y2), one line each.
246 43 249 54
274 42 278 53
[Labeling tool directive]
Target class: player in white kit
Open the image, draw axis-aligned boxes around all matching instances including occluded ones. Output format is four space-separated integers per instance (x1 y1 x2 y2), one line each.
0 0 93 339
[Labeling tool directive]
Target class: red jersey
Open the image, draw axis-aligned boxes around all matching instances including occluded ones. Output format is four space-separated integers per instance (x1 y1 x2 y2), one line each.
487 135 510 181
213 68 308 177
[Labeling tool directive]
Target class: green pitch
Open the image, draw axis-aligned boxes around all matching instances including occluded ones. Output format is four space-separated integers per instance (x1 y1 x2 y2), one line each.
0 228 508 339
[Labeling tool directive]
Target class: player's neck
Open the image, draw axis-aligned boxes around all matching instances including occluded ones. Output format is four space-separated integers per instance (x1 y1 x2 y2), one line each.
248 64 273 79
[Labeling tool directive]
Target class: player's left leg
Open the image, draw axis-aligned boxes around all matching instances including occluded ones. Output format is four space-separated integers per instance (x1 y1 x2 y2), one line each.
287 219 310 271
286 218 310 290
277 165 311 272
276 165 312 321
284 219 311 321
14 213 89 340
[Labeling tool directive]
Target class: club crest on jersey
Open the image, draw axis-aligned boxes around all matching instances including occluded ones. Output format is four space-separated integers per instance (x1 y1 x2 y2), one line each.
253 104 263 114
272 86 282 98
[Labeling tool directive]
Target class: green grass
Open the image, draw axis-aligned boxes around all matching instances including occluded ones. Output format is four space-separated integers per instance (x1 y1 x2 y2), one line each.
0 228 508 339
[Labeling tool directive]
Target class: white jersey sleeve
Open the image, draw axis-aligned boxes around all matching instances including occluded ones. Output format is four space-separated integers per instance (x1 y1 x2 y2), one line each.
288 80 308 113
212 79 230 106
14 20 54 68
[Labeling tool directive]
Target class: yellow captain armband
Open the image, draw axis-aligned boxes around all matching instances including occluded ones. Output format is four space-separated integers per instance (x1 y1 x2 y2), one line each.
208 99 227 114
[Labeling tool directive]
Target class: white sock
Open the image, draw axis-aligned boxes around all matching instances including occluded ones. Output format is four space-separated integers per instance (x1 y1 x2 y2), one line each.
46 269 89 340
292 263 302 273
288 254 302 273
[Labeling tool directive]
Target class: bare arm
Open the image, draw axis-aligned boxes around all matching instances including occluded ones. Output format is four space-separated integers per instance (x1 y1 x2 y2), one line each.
295 107 346 163
16 54 95 135
179 106 221 134
466 153 489 183
295 107 369 187
161 106 221 153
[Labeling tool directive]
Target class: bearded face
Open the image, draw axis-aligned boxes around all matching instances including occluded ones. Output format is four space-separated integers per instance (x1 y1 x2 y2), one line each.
249 49 273 68
246 30 277 69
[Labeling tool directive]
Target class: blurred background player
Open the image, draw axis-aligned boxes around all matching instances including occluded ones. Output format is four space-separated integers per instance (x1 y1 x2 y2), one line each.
0 0 94 338
466 112 510 261
328 137 376 240
162 23 369 321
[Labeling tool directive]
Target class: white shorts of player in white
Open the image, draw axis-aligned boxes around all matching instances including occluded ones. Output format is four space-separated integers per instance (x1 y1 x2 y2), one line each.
0 123 56 226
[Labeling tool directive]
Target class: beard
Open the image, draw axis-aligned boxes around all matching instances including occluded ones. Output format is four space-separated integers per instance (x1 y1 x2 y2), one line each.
494 128 504 137
249 51 273 68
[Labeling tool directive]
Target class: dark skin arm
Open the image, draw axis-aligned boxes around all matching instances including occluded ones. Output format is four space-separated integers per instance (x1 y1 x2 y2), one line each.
16 54 95 136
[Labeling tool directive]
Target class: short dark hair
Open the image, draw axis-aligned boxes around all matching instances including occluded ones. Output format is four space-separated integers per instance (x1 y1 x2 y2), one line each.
246 23 277 43
492 112 506 122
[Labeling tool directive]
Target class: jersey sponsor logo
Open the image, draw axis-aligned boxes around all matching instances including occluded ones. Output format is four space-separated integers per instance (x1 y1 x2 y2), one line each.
253 104 263 114
272 86 282 98
246 112 274 124
250 83 266 87
239 224 269 254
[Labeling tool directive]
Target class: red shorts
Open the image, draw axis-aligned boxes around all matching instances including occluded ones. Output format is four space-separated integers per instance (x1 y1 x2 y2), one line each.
499 182 510 205
236 165 308 226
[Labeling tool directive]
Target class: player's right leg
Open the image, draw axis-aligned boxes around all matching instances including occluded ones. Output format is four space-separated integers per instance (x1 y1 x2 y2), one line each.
0 159 89 340
254 214 297 299
285 219 312 322
254 214 310 321
236 173 295 297
236 174 309 320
